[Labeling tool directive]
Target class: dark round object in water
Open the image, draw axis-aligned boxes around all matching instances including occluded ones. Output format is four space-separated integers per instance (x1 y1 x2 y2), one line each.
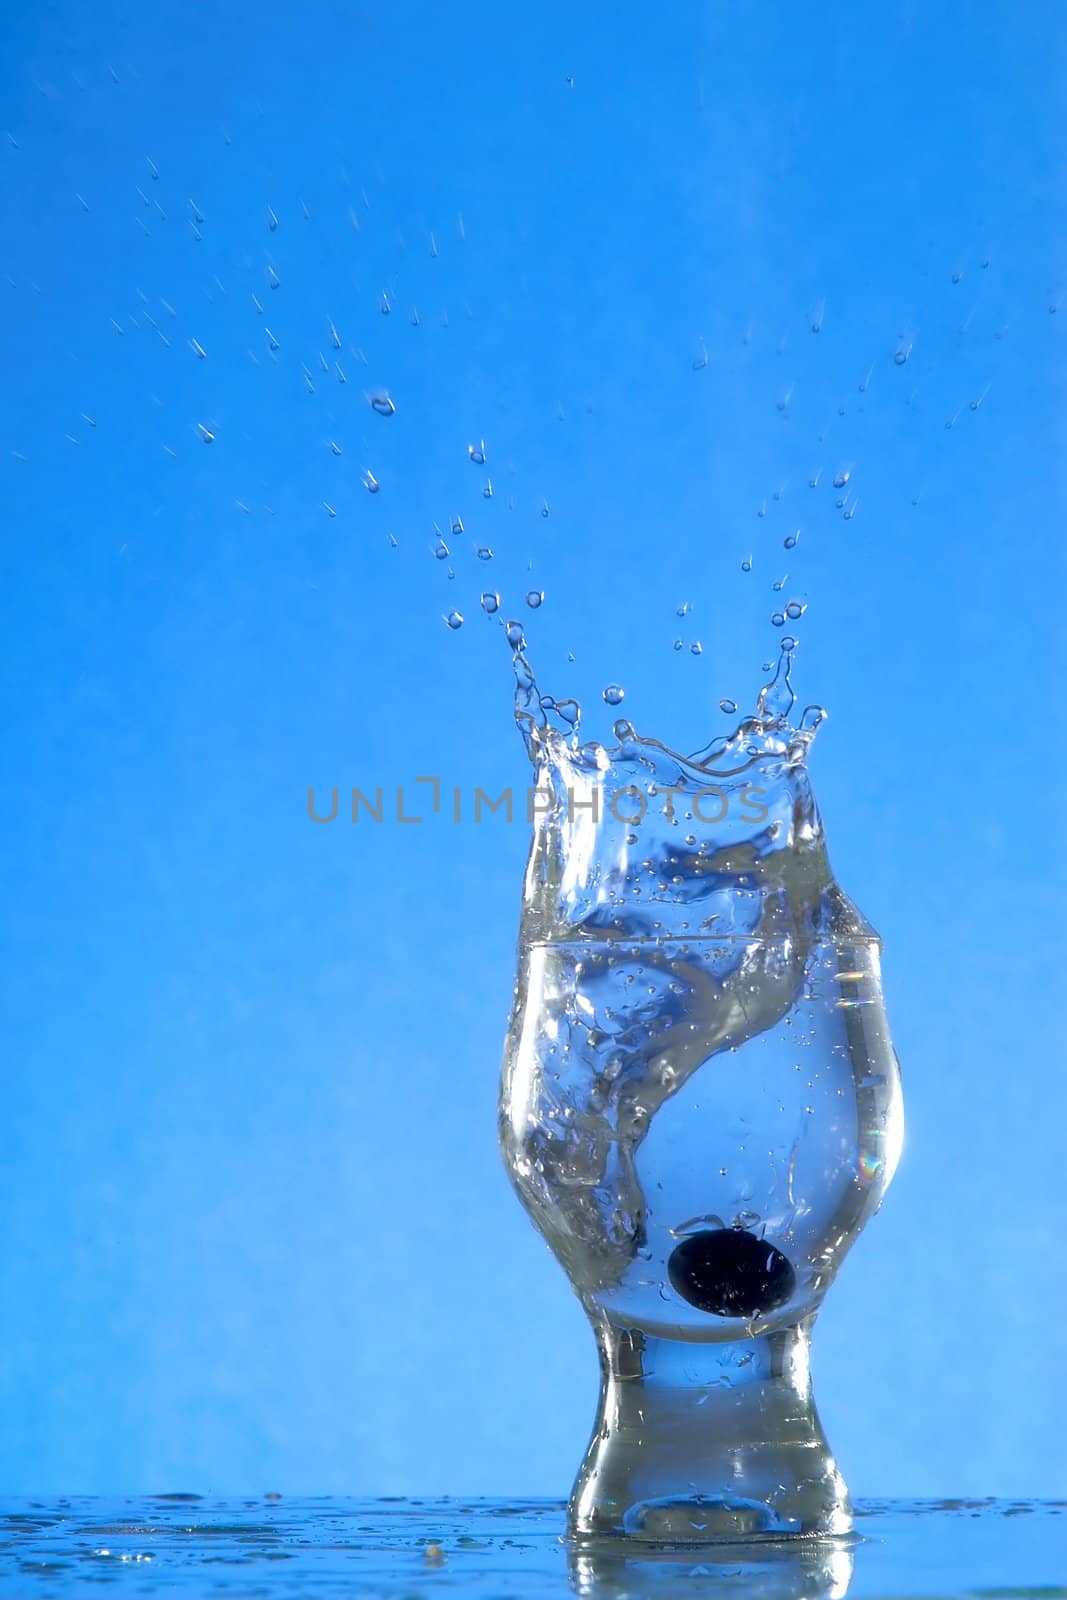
667 1228 795 1317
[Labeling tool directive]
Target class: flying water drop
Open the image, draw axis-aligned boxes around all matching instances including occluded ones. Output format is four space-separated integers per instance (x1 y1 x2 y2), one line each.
784 530 800 549
362 470 380 494
477 546 494 562
370 392 396 417
719 698 738 714
526 589 544 609
468 440 487 465
602 684 625 706
481 591 500 614
690 641 703 656
786 600 806 620
445 610 464 630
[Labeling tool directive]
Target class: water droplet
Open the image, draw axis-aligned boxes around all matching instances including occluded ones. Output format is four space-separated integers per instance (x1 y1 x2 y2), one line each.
772 575 787 592
719 698 738 714
690 641 703 656
785 600 806 620
525 589 544 609
810 299 825 333
740 556 752 573
477 546 494 561
951 268 962 284
329 441 342 456
757 499 766 518
777 386 793 412
506 620 525 648
603 684 625 706
482 478 494 499
197 423 215 444
480 591 500 614
362 470 380 494
676 600 691 617
445 609 464 630
540 500 550 517
266 328 279 352
449 516 464 536
379 291 391 315
433 538 449 560
692 338 708 370
468 440 486 465
267 266 280 290
771 611 785 627
894 344 911 365
780 634 796 650
808 468 822 488
267 206 279 231
370 392 395 417
673 639 684 651
832 469 850 489
323 502 336 518
784 530 800 549
843 500 858 521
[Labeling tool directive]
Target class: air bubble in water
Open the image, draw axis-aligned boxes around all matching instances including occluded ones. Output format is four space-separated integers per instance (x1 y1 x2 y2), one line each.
526 589 544 609
506 620 525 648
370 392 396 417
690 641 703 656
785 600 806 620
362 470 380 494
481 591 500 614
719 698 738 714
784 530 800 549
468 440 486 465
477 546 494 561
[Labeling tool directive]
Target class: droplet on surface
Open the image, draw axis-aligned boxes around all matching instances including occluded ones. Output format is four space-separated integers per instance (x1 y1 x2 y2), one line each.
602 684 625 706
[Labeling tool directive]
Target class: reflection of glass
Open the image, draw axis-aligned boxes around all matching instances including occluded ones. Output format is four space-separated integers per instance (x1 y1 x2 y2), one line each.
569 1536 855 1600
500 676 903 1541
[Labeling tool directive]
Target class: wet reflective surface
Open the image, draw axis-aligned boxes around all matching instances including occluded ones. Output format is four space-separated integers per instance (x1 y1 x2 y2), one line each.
0 1499 1062 1598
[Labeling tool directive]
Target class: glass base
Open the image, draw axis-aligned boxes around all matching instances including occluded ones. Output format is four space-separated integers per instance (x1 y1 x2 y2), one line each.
569 1320 851 1543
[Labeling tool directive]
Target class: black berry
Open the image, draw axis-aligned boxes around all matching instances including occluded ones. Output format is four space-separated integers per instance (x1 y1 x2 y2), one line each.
667 1228 795 1317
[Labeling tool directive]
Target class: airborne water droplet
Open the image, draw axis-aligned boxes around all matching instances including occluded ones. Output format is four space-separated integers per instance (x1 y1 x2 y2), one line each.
370 392 396 416
676 600 691 617
468 440 486 465
445 610 464 630
690 641 703 656
481 591 500 614
784 530 799 549
525 589 544 609
673 639 684 652
833 469 850 489
740 557 752 573
506 620 525 648
602 684 625 706
434 538 449 560
894 344 911 365
785 600 806 620
362 470 380 493
329 441 342 456
771 611 785 627
477 546 494 562
197 423 214 444
719 698 738 714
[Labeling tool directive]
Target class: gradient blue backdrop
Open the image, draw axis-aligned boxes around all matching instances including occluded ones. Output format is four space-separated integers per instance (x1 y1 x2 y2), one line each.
1 0 1065 1496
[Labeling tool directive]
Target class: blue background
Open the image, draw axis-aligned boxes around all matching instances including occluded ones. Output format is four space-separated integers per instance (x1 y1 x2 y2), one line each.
1 0 1064 1496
